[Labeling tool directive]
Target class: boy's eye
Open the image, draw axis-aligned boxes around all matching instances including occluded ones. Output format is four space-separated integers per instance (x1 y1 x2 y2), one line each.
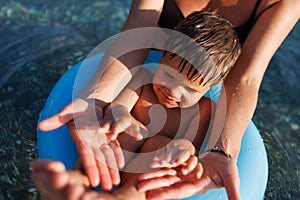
164 71 174 79
185 86 199 93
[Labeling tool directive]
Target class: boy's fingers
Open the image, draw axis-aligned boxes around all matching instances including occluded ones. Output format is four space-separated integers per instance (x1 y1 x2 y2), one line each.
106 123 123 140
196 163 203 179
172 150 191 166
181 156 198 175
99 120 111 134
151 148 188 169
126 125 144 140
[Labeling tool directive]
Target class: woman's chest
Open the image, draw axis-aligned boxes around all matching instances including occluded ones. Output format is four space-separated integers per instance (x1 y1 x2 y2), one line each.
175 0 276 27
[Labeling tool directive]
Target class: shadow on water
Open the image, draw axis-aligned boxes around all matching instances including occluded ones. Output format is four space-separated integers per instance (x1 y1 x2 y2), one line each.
254 21 300 199
0 0 130 199
0 26 88 89
0 25 90 199
0 0 299 199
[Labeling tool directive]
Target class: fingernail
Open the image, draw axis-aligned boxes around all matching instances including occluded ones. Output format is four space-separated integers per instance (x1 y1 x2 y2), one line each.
114 140 120 147
137 185 146 192
197 171 201 179
150 163 159 168
153 156 159 161
93 178 100 186
134 133 143 140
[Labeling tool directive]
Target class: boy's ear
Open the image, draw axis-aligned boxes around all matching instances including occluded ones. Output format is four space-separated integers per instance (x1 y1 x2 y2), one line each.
161 51 168 57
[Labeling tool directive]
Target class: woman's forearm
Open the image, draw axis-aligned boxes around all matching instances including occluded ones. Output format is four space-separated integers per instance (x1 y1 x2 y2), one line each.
209 73 260 160
209 0 300 160
82 49 150 102
80 0 164 102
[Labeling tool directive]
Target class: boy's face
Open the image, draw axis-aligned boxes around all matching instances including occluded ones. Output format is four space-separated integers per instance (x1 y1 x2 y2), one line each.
153 53 210 108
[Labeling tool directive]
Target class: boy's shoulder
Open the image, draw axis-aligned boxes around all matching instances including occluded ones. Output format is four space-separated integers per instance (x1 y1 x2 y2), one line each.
136 67 154 82
197 96 215 111
127 67 153 94
139 67 154 76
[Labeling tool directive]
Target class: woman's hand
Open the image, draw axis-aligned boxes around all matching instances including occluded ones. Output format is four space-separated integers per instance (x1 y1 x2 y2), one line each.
38 98 125 191
138 152 240 200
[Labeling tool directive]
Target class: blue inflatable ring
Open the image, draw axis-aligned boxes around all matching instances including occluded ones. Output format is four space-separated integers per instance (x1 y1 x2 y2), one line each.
37 51 268 200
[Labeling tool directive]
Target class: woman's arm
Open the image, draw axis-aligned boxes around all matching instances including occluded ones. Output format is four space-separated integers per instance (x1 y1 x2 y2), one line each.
210 0 300 159
137 1 300 199
38 0 165 187
82 0 165 102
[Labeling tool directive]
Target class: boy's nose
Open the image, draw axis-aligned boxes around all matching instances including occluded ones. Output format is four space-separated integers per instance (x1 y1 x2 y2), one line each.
167 86 181 99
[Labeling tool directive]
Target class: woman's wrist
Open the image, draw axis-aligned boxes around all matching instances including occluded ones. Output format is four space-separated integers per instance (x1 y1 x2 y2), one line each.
215 144 240 162
86 98 109 108
208 146 232 159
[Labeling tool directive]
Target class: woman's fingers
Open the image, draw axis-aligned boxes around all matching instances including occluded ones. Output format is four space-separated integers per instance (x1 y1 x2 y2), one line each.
69 124 100 188
110 140 125 169
30 159 66 173
222 163 241 200
38 99 89 131
146 181 198 200
94 149 113 191
38 107 73 131
138 168 177 181
99 144 121 186
138 174 181 192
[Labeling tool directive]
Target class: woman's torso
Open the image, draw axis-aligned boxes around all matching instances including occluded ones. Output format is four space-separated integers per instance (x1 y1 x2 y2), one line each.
158 0 279 44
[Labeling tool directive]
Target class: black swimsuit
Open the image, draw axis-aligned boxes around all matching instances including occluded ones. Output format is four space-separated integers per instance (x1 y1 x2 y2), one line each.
158 0 262 44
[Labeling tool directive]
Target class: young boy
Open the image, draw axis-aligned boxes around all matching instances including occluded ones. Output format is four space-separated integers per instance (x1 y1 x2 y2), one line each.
31 11 241 200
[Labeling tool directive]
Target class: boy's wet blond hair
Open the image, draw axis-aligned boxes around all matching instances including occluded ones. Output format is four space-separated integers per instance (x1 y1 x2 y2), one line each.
164 11 241 87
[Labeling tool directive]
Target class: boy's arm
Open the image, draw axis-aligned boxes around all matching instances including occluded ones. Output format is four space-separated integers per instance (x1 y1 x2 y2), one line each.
112 67 150 111
147 138 202 179
102 68 152 140
183 97 214 151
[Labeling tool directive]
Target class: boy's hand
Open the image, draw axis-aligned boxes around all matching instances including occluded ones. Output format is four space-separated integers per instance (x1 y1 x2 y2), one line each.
101 104 148 141
150 139 202 177
38 98 125 190
138 152 240 200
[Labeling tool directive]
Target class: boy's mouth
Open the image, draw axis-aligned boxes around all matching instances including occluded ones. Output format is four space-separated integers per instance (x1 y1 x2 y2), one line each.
161 90 177 105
